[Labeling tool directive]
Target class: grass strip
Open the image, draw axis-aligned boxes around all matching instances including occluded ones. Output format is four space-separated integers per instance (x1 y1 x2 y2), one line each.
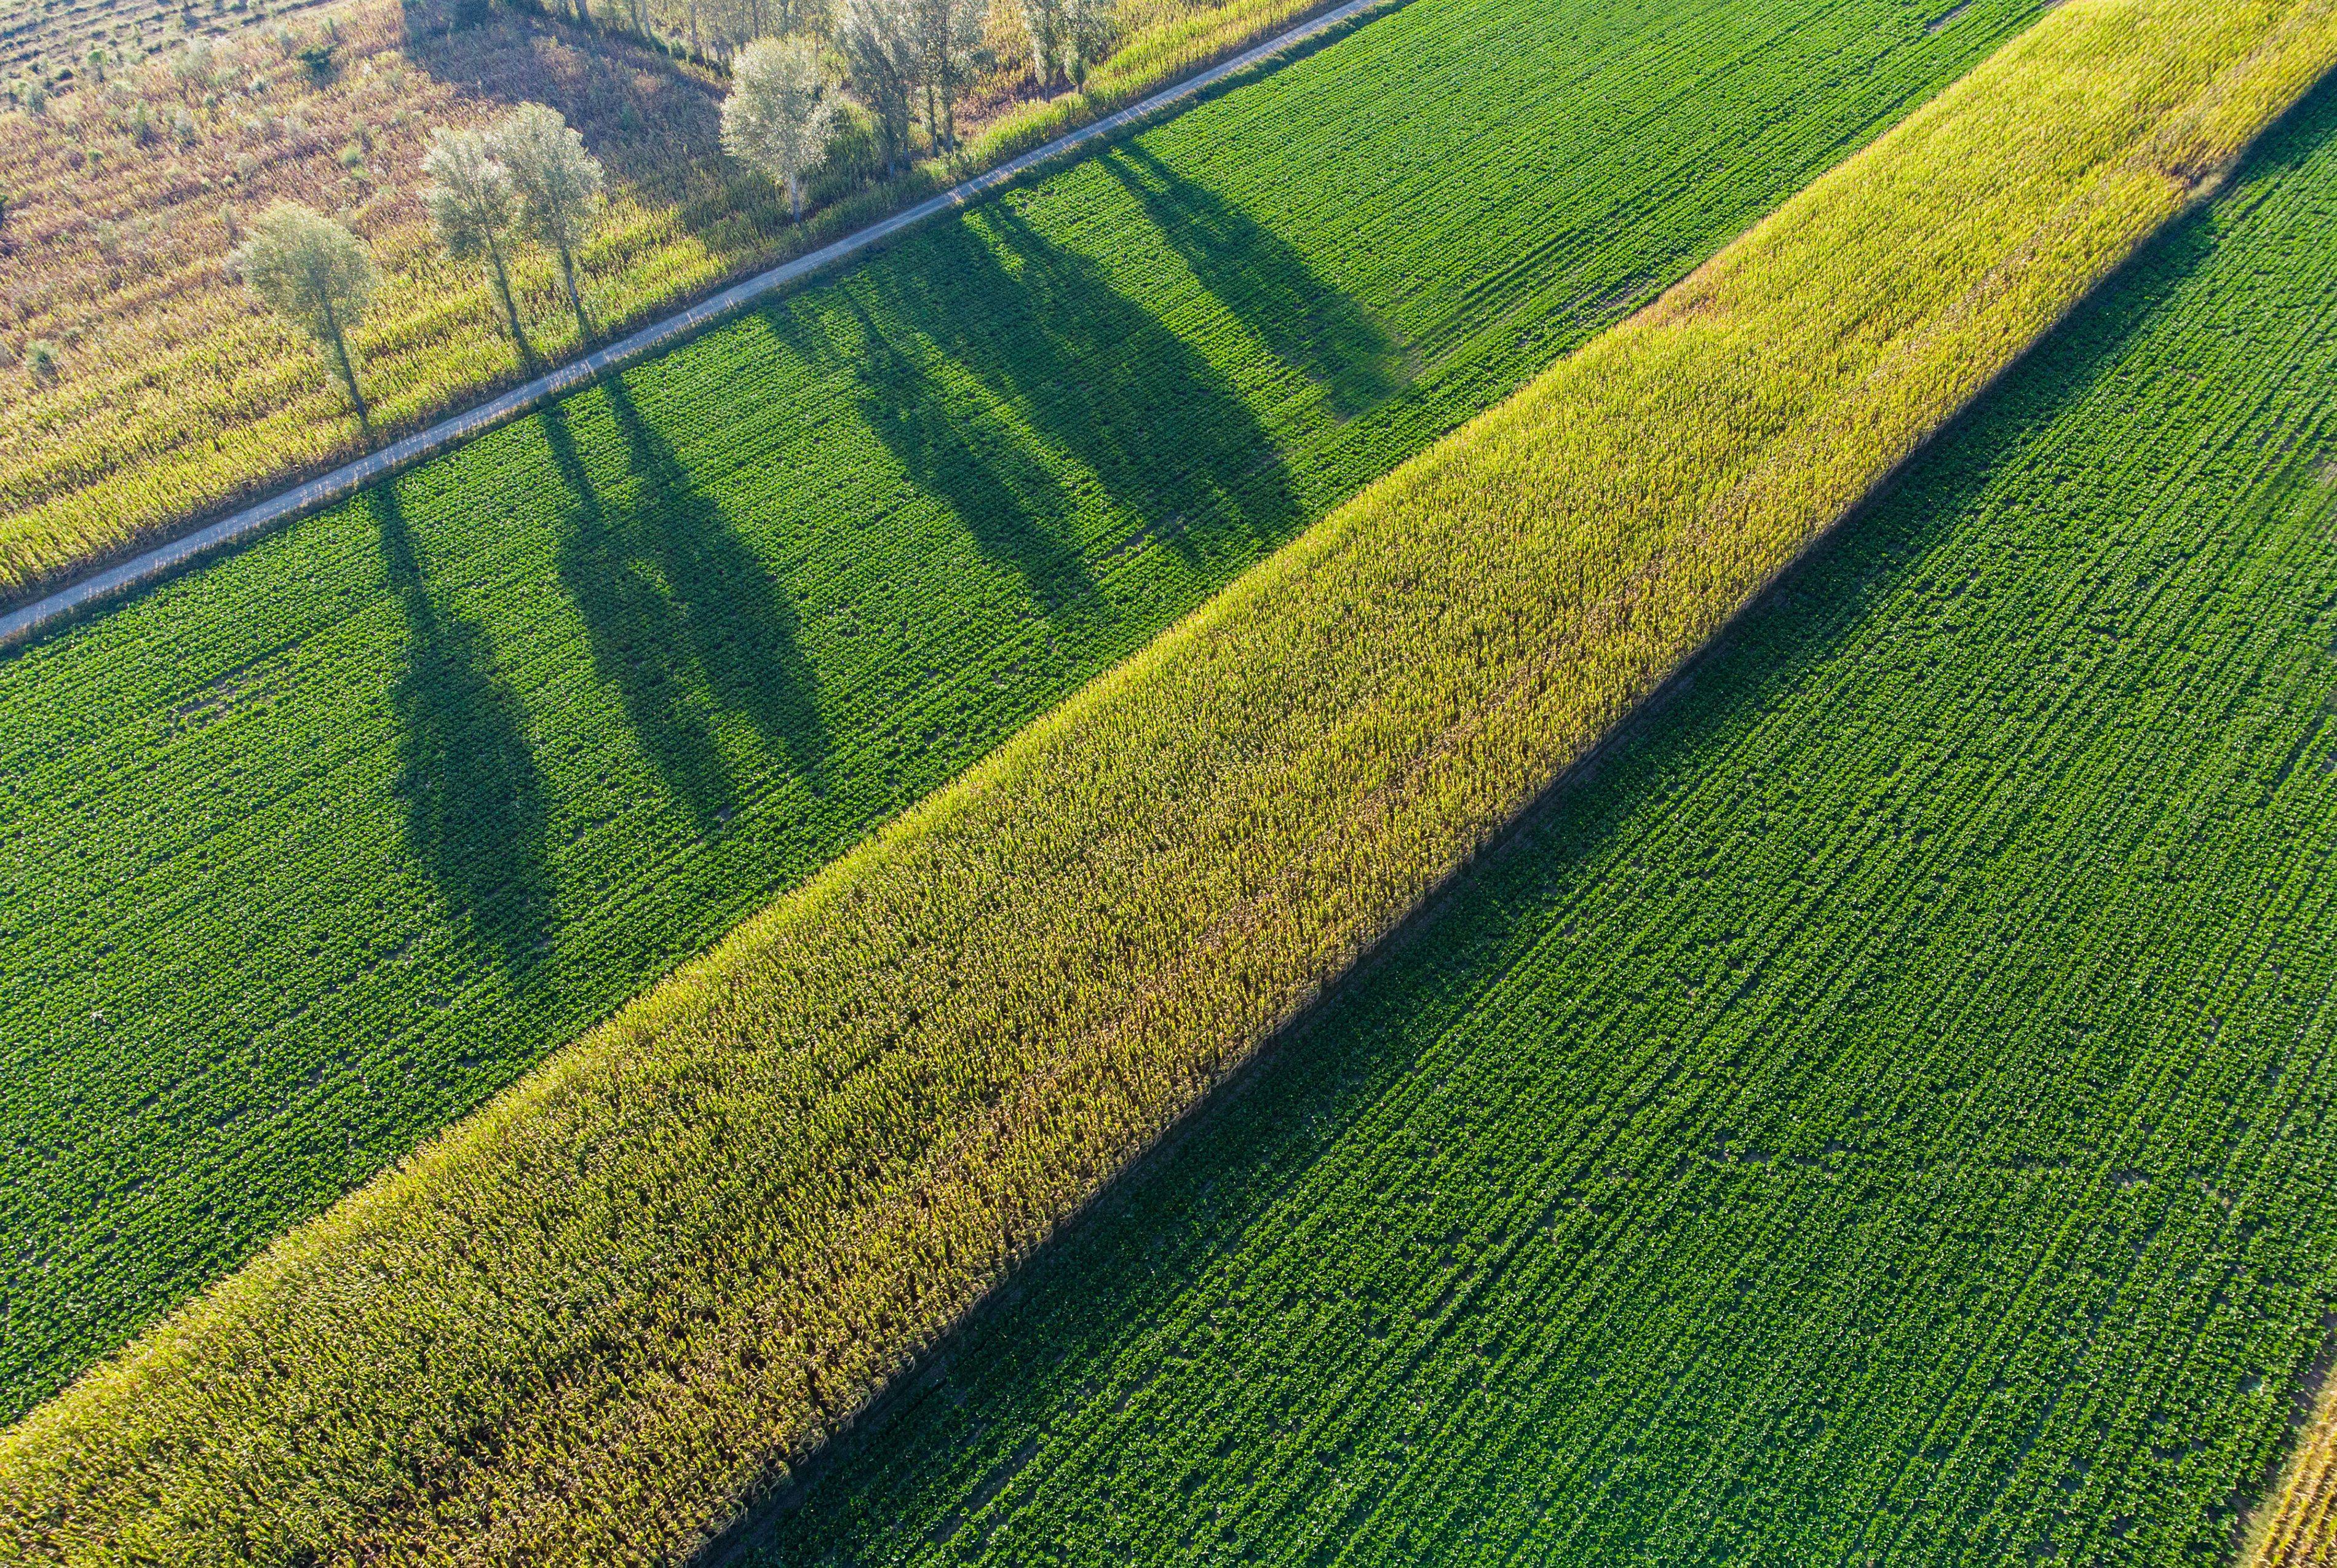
739 74 2337 1567
1 0 2031 1423
7 0 2335 1561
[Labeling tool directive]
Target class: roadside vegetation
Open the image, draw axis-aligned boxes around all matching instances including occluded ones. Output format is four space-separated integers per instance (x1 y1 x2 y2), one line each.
740 76 2337 1563
0 0 2037 1428
4 0 2322 1559
0 0 1356 602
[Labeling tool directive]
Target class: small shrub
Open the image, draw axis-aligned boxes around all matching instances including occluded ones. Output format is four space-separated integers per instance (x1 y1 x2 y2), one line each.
24 339 60 385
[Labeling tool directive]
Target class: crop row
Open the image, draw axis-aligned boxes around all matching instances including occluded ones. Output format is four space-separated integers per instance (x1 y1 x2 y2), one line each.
7 0 2323 1559
737 62 2337 1568
0 0 2035 1422
2250 1367 2337 1565
0 0 1347 599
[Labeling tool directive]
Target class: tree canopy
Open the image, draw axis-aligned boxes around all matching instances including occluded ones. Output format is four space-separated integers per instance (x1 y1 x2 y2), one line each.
721 36 839 221
231 201 379 423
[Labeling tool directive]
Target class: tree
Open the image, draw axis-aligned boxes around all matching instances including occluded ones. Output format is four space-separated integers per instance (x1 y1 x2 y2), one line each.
1061 0 1113 86
1016 0 1066 90
232 202 379 427
836 0 918 176
909 0 982 153
490 103 603 343
422 127 533 364
721 36 838 221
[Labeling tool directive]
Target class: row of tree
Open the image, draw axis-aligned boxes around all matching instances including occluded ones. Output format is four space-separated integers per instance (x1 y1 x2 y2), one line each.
235 0 1115 418
229 55 832 422
819 0 1060 175
232 101 605 424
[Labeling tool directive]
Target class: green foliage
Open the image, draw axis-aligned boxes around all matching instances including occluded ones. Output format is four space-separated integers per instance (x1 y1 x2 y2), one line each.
0 0 2042 1430
230 200 379 417
720 34 837 219
5 2 2314 1560
490 100 603 333
739 81 2337 1567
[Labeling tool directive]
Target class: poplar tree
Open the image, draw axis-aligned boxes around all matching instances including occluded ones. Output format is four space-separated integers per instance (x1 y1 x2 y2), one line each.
1017 0 1067 89
232 202 379 427
910 0 982 153
836 0 918 175
721 36 838 221
490 103 605 343
421 127 533 363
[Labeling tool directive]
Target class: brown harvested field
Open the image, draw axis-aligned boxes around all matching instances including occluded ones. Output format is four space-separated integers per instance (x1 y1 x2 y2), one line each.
0 0 1305 603
1 0 340 87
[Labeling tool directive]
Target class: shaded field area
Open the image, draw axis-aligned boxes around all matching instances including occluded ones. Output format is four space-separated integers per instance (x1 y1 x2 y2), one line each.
0 0 2043 1419
733 73 2337 1568
0 0 1358 595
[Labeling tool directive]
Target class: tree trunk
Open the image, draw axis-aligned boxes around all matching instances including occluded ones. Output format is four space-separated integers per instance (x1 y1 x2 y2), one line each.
788 170 803 223
558 245 590 343
320 296 368 430
486 241 533 366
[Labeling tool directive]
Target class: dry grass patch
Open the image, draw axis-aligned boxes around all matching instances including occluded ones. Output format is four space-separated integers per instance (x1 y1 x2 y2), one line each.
0 0 1346 603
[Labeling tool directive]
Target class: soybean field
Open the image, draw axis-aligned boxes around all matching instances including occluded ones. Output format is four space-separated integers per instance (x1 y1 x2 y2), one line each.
0 0 2042 1419
734 72 2337 1568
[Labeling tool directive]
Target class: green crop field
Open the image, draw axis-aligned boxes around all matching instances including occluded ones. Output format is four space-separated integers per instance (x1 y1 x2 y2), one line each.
0 0 2044 1421
729 76 2337 1568
8 1 2320 1558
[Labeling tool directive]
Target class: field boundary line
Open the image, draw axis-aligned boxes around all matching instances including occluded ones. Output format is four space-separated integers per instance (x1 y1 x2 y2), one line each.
0 0 1407 655
14 2 2335 1561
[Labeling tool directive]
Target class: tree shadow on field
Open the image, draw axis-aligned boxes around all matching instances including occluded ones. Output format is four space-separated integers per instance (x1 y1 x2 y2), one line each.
396 0 727 211
376 485 552 972
697 75 2337 1568
1101 142 1412 422
542 374 827 828
784 203 1305 606
831 292 1102 613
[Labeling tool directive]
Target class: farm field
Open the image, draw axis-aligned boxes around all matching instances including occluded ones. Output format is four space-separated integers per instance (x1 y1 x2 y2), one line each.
0 0 1370 600
0 0 2049 1423
5 1 2323 1561
734 72 2337 1567
1 0 336 79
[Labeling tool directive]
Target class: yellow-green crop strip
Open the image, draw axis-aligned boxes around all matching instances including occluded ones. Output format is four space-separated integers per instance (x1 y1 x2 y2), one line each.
744 73 2337 1567
8 0 2333 1561
2249 1366 2337 1567
0 0 2039 1425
